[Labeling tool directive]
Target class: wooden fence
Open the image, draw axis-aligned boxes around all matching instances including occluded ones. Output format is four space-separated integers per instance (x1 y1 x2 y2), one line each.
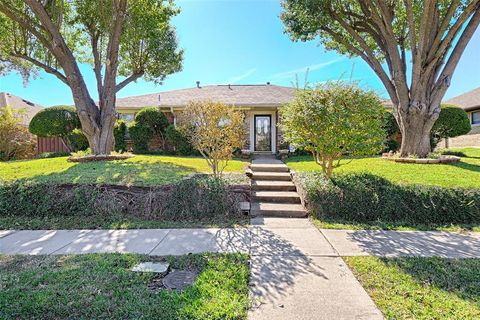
36 136 69 154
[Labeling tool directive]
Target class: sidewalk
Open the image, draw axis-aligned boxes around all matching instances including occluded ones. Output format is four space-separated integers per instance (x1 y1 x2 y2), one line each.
3 223 480 319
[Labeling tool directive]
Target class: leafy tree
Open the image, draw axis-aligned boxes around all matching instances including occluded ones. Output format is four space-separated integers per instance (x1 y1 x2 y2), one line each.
29 106 81 151
0 0 182 155
281 1 480 157
431 104 471 148
179 101 245 178
280 82 385 177
0 106 36 161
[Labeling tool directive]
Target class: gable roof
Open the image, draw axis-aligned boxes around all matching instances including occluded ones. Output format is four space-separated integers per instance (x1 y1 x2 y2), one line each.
0 92 44 126
116 84 296 109
445 87 480 112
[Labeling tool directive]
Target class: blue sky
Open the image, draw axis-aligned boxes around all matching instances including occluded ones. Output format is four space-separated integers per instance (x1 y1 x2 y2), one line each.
1 0 480 107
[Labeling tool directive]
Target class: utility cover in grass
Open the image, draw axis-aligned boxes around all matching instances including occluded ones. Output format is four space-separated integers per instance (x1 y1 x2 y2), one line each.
163 270 198 292
131 262 169 275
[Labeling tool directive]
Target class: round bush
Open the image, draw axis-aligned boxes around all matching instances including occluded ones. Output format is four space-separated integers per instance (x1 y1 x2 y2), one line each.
135 107 169 134
128 121 152 153
29 106 80 138
165 124 195 155
67 128 89 151
431 104 471 148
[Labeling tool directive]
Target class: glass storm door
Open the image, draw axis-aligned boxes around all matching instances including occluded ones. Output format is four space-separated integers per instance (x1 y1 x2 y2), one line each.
254 115 272 151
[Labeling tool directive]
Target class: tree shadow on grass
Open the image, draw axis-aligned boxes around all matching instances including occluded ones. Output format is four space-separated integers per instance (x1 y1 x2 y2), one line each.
381 256 480 304
13 158 198 186
447 160 480 174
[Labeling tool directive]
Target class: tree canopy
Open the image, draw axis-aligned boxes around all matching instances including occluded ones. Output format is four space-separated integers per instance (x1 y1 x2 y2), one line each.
281 0 480 157
0 0 183 154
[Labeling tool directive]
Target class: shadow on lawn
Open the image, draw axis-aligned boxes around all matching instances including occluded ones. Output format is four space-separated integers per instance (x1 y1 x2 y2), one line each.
448 161 480 174
16 158 198 186
379 256 480 304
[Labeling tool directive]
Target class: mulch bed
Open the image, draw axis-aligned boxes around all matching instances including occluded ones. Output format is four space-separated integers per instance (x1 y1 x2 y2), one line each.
68 154 133 162
382 155 460 164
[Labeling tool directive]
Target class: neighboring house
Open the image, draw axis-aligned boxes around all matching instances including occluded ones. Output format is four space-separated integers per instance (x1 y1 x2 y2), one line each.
116 83 296 154
444 87 480 148
0 92 69 154
0 92 43 126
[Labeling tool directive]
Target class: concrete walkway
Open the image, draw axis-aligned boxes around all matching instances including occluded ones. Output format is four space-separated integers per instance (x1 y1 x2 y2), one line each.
3 223 480 319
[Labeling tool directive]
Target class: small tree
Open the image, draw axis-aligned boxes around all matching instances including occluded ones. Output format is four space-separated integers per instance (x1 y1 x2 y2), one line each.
0 106 36 161
431 104 471 149
180 101 245 178
29 106 81 152
281 82 385 177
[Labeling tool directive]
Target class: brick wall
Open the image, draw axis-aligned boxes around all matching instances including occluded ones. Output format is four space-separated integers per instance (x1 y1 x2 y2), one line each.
446 126 480 148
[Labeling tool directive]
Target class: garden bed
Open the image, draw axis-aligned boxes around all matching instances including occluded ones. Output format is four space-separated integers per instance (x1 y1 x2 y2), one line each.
382 154 460 164
68 154 134 162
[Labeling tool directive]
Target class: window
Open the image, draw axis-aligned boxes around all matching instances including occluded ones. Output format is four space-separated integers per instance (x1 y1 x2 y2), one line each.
472 111 480 125
117 113 135 123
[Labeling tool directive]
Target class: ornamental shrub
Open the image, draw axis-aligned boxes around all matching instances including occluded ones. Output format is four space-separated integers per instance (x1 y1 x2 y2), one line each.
128 121 151 153
165 124 195 155
294 172 480 225
67 128 89 151
0 106 36 161
280 82 386 177
29 106 81 151
129 107 170 153
114 120 127 151
431 104 471 149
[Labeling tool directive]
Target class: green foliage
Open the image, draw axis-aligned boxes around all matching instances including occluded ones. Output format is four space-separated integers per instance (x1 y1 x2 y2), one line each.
440 150 467 157
0 0 183 86
114 120 127 151
280 82 386 177
0 253 250 319
0 106 36 161
165 124 195 155
431 104 471 148
29 106 80 138
296 172 480 225
0 176 244 223
128 121 151 153
67 128 89 151
382 112 400 152
128 108 171 153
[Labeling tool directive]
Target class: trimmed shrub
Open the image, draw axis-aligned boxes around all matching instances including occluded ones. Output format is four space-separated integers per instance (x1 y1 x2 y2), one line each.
128 121 152 153
134 107 169 135
165 124 195 155
0 176 246 221
114 120 127 151
67 128 89 151
295 172 480 225
431 104 471 148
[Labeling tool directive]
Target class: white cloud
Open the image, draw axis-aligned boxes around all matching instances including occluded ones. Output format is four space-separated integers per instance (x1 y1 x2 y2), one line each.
271 58 344 80
226 68 256 84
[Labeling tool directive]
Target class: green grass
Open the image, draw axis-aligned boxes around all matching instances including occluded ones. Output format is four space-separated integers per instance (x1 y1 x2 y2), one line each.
345 257 480 319
0 155 248 186
0 253 250 320
0 215 249 230
287 147 480 189
311 218 480 233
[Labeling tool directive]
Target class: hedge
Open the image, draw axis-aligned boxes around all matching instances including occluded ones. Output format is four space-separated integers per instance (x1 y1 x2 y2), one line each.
294 172 480 225
0 176 246 221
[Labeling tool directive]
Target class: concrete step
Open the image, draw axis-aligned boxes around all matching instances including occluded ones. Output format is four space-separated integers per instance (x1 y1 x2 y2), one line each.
249 163 289 173
252 191 301 204
250 202 307 218
251 172 291 181
251 180 297 191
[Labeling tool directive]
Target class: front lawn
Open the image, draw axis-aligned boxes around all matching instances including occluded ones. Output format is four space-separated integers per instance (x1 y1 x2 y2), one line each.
345 257 480 319
0 253 250 320
287 147 480 189
0 155 248 186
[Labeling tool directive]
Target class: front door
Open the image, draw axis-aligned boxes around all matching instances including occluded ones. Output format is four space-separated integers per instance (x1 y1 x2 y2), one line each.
254 115 272 152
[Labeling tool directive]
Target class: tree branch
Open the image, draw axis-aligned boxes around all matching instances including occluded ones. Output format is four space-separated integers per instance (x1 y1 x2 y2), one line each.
12 53 68 84
115 72 143 93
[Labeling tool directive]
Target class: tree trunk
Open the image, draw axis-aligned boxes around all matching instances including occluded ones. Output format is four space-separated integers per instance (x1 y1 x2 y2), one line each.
397 108 438 158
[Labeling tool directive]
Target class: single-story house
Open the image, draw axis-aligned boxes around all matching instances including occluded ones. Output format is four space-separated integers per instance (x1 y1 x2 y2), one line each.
116 83 296 154
444 87 480 147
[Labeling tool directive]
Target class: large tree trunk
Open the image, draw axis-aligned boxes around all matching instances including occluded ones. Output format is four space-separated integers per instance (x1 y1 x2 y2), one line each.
396 101 439 158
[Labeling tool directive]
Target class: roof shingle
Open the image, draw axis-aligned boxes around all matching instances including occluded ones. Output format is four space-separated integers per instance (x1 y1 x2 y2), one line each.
445 87 480 111
0 92 44 125
116 84 296 109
